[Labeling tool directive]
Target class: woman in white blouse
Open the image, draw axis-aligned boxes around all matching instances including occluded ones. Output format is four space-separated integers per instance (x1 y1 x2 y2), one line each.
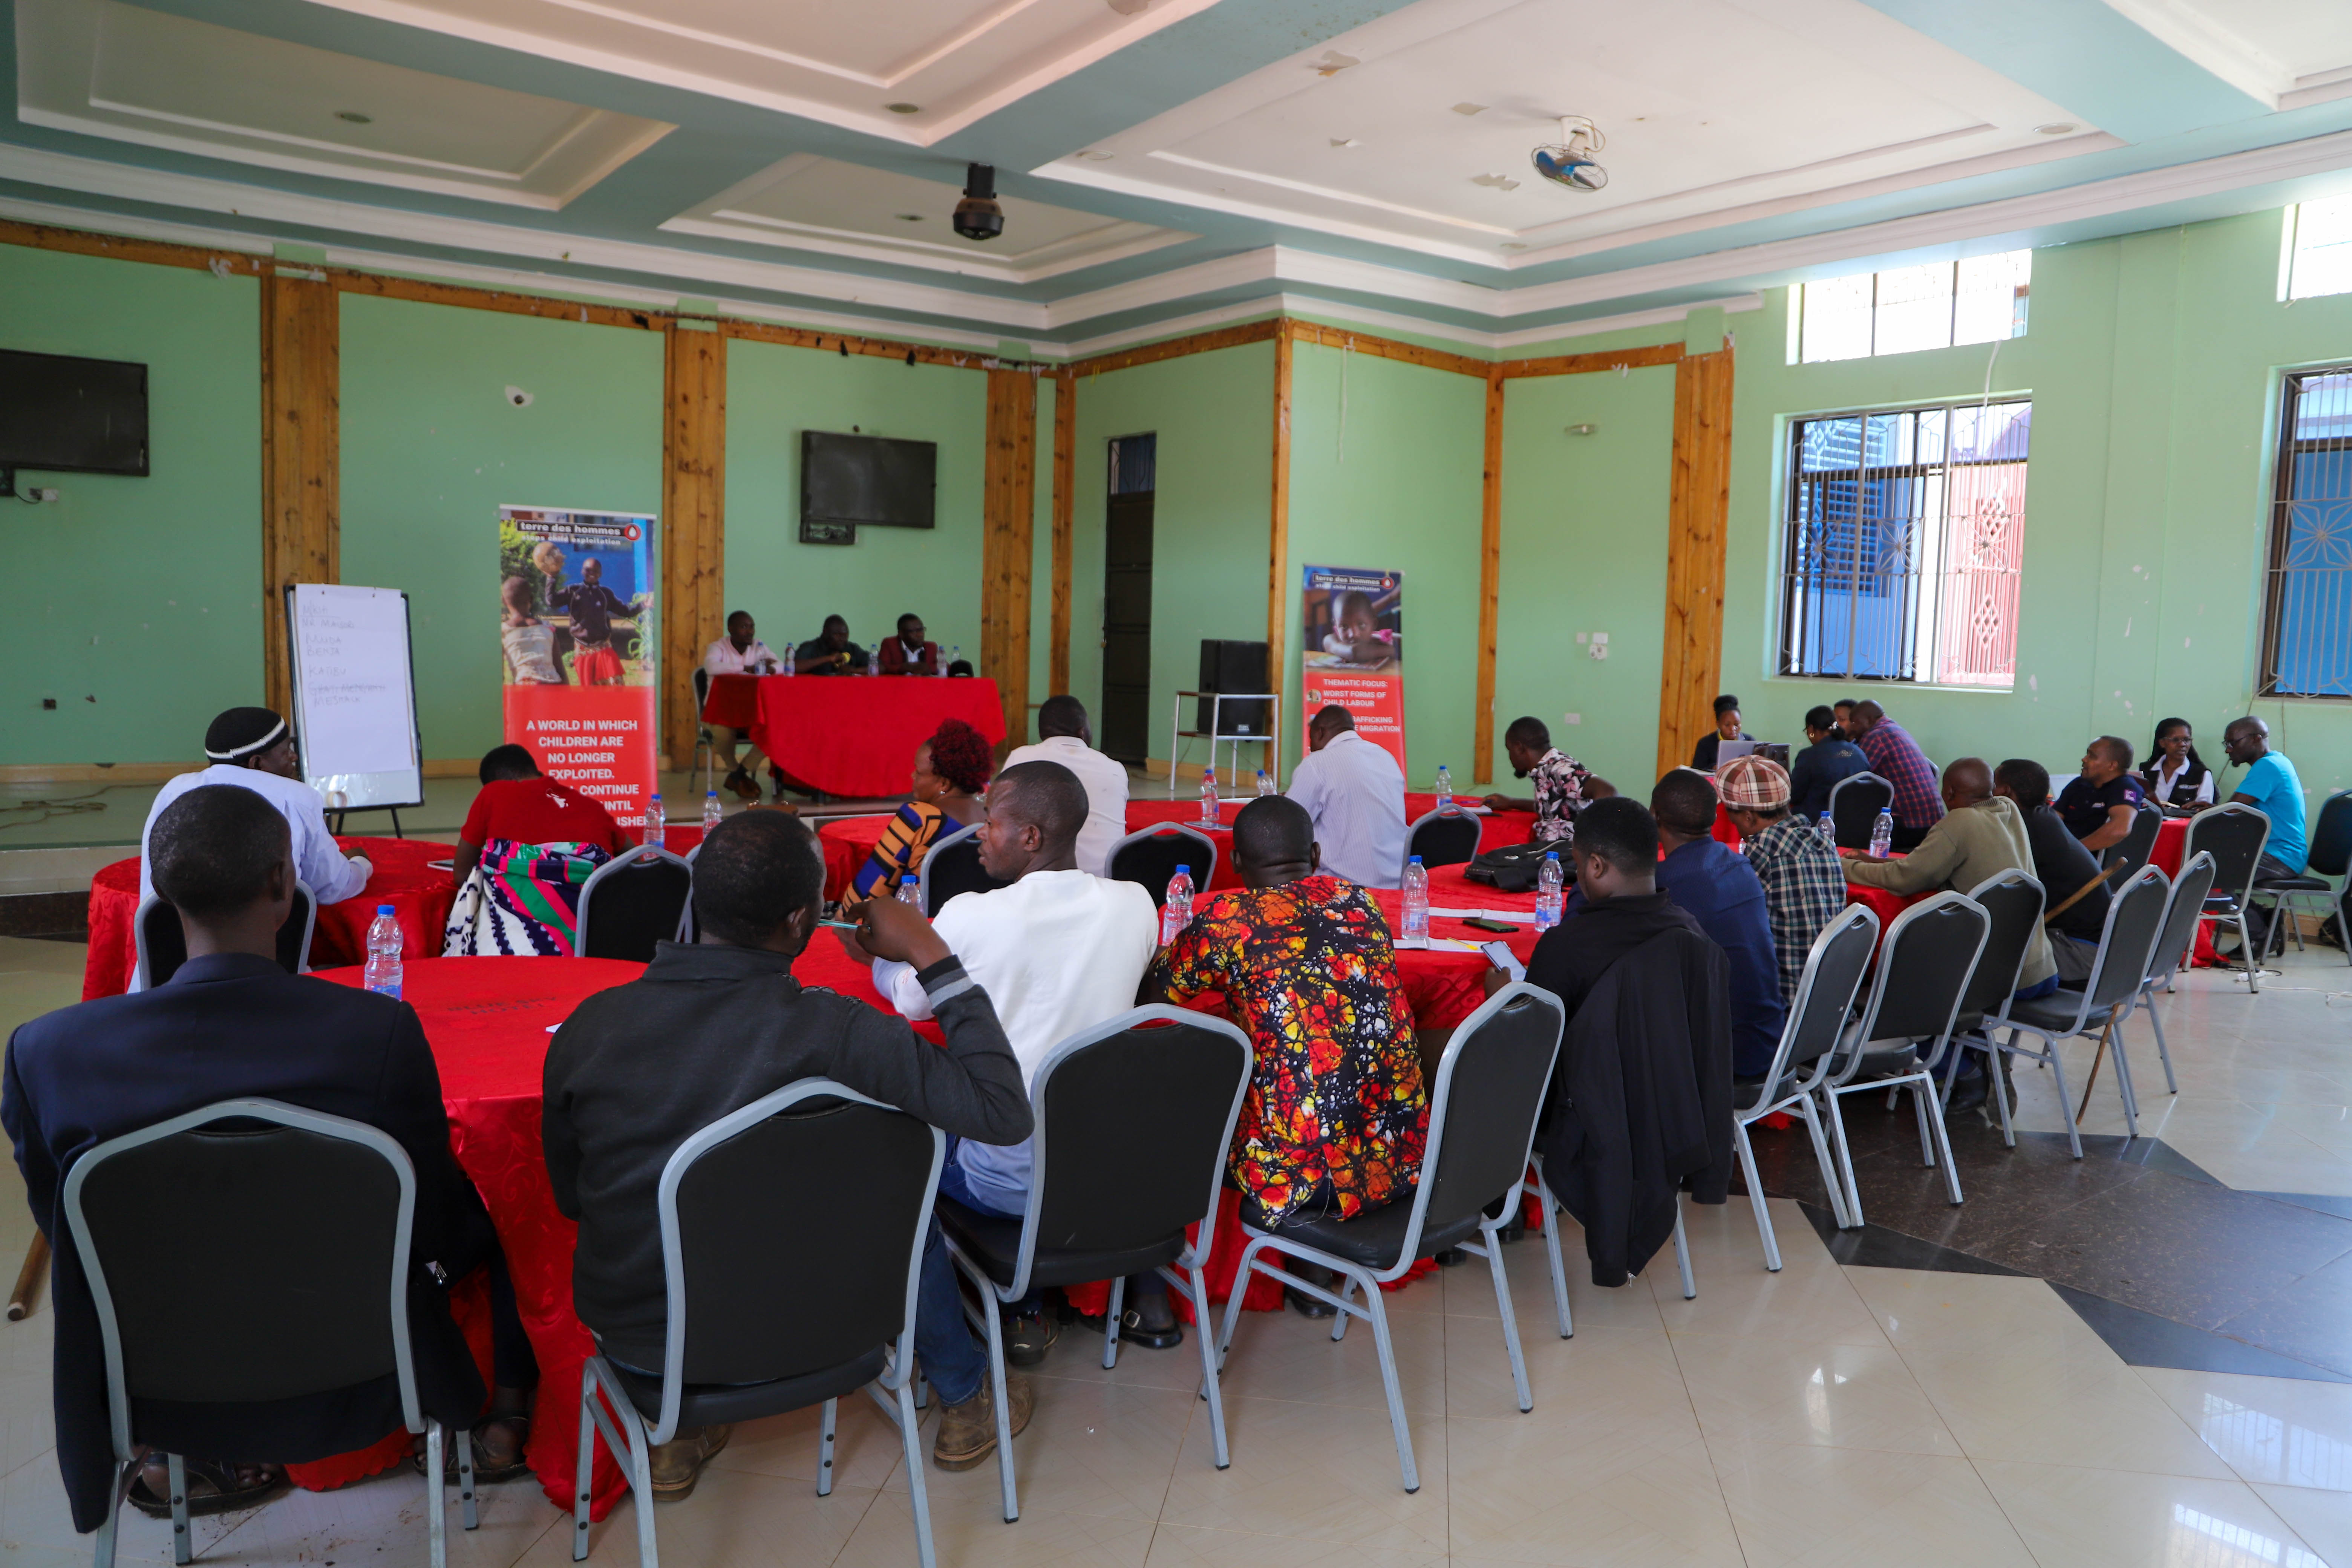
2139 717 2216 813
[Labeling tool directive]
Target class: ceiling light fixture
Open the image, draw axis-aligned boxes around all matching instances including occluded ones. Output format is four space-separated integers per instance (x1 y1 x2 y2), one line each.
1452 103 1487 116
886 102 920 114
1472 172 1519 190
2034 122 2078 135
335 110 372 123
953 163 1004 242
1531 115 1607 192
1330 137 1360 148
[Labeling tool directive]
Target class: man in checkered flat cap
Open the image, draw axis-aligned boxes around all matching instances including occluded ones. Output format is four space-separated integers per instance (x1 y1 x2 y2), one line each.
137 707 373 910
1718 754 1848 1010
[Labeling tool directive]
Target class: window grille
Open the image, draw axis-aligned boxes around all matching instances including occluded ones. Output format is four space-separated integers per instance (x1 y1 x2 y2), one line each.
2261 369 2352 697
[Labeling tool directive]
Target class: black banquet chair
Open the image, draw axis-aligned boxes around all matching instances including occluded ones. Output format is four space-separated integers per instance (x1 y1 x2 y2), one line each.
1943 869 2049 1148
574 1080 946 1568
917 822 1001 916
1105 823 1219 907
2252 788 2349 961
133 881 316 991
1826 772 1895 850
2184 803 2271 990
1401 807 1482 881
2100 805 2164 882
63 1098 479 1568
575 846 693 962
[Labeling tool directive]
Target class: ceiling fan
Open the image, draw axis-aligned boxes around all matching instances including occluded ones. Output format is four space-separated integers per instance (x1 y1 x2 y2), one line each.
1531 116 1607 192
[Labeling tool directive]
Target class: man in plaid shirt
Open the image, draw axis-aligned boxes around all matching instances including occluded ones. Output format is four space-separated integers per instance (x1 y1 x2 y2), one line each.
1848 701 1945 851
1719 755 1848 1006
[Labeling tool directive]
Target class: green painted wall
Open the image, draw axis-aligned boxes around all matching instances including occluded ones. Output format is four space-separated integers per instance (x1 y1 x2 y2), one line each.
340 294 662 761
2 247 261 765
724 340 987 691
1286 344 1487 787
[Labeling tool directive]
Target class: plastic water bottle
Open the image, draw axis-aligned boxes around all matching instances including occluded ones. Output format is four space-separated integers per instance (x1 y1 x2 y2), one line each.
781 641 795 676
948 644 962 673
645 793 666 851
866 646 880 677
1200 770 1220 826
896 873 922 905
1435 765 1453 810
1869 807 1894 860
1161 864 1195 945
935 643 949 677
701 789 722 835
1401 856 1430 948
1816 810 1836 847
1535 851 1565 930
1256 768 1277 797
363 906 402 1000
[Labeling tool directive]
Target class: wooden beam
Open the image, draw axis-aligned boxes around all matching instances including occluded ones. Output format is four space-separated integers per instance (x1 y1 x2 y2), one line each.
1501 341 1684 381
1065 319 1282 379
259 269 340 716
1267 322 1295 758
1654 343 1736 781
723 317 995 369
1473 371 1506 787
329 268 668 331
660 325 727 767
1285 319 1492 380
1049 371 1076 698
982 369 1039 751
0 218 268 278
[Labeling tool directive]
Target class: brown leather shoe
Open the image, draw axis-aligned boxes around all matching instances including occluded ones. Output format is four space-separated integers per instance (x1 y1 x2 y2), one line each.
930 1375 1034 1471
648 1424 732 1501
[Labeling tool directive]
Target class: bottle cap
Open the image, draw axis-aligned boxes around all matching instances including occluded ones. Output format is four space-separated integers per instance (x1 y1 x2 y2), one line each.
1545 850 1558 859
1175 865 1190 875
1409 855 1423 865
377 904 394 915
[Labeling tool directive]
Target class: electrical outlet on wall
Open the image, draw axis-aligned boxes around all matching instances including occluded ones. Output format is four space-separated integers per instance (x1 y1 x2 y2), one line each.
1589 631 1609 661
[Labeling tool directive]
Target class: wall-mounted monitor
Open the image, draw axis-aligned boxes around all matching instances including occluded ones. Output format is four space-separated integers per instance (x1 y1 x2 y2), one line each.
801 430 935 533
0 349 150 475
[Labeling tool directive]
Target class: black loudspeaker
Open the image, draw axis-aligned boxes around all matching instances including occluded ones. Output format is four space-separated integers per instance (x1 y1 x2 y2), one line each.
1197 640 1269 735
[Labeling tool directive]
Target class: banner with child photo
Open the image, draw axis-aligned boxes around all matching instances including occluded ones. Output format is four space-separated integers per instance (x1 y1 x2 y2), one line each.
1301 564 1406 775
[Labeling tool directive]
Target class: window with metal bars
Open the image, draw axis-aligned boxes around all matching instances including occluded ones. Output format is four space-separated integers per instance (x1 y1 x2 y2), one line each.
2261 370 2352 697
1779 399 2032 686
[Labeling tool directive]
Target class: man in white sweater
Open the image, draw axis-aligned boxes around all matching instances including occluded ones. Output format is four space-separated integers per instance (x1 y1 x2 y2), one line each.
1001 695 1129 875
870 758 1161 1358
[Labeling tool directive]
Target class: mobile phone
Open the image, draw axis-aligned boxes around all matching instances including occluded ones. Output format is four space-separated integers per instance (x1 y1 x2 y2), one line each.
1461 917 1520 933
1479 940 1527 983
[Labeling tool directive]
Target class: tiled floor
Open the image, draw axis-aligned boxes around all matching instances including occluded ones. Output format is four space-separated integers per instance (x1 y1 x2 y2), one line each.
0 942 2348 1565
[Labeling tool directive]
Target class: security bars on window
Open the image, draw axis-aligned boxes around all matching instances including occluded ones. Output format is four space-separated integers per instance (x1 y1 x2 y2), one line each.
1779 399 2032 687
2262 369 2352 697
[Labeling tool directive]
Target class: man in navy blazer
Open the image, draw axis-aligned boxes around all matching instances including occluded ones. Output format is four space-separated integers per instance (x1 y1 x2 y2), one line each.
4 785 533 1534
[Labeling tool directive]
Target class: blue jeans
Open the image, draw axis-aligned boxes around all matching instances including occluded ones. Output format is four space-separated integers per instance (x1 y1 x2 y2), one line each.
915 1147 1030 1407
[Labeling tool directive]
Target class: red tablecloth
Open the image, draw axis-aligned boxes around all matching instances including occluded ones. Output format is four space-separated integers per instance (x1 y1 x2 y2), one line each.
747 677 1006 799
80 838 458 1001
819 814 896 901
1124 794 1537 891
699 672 762 730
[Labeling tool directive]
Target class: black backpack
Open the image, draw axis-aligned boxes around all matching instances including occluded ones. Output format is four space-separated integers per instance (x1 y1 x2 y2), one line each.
1464 839 1568 893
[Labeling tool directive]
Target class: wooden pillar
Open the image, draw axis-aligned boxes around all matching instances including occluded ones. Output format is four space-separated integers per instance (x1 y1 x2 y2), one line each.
661 324 727 768
1472 370 1505 786
982 368 1038 750
259 270 339 714
1655 342 1736 779
1049 370 1075 699
1267 322 1295 762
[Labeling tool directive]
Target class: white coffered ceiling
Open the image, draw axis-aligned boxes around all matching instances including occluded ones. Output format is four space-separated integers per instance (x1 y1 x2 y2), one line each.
2100 0 2352 110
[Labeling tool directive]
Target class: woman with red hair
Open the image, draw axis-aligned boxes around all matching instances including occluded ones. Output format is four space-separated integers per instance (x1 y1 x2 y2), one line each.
838 718 994 914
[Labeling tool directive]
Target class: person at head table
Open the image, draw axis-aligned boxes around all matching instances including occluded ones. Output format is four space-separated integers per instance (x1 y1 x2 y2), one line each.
1002 695 1129 876
877 613 942 676
2216 715 2311 962
835 719 994 916
1689 694 1753 772
795 615 867 675
702 610 783 802
1482 715 1613 846
138 706 371 908
1284 705 1408 889
2139 717 2216 814
2055 736 2147 856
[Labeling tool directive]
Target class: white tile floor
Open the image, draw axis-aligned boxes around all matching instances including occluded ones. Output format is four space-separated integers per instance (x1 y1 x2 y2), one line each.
0 939 2348 1566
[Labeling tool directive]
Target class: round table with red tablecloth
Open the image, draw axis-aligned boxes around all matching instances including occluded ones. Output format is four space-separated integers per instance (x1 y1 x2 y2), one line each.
80 837 459 1001
737 675 1007 799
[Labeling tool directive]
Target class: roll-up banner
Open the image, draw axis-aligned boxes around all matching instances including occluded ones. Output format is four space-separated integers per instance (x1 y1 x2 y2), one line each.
1300 564 1406 776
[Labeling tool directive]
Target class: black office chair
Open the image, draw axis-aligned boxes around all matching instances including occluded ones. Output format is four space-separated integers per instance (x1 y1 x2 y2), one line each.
2100 805 2164 882
1945 869 2049 1150
937 1007 1252 1521
917 823 1002 916
575 1080 944 1568
576 846 693 962
1217 984 1564 1494
1401 808 1482 879
2252 788 2349 961
2184 803 2271 990
1104 824 1219 908
1826 772 1895 850
132 881 317 991
64 1099 478 1568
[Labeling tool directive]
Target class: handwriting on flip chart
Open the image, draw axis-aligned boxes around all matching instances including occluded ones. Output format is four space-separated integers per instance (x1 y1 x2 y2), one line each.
291 585 415 777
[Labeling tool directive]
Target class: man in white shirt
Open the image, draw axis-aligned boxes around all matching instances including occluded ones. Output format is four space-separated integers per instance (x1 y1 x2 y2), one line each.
1001 695 1129 876
1284 705 1407 889
139 708 371 909
865 759 1160 1358
701 611 783 802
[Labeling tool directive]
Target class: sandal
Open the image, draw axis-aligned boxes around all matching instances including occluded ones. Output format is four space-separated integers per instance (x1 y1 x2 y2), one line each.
127 1457 286 1519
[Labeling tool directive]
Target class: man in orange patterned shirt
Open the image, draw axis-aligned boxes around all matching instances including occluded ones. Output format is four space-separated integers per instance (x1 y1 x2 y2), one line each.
1151 795 1429 1314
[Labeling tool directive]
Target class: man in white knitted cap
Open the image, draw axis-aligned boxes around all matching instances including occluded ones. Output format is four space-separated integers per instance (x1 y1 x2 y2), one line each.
138 707 372 906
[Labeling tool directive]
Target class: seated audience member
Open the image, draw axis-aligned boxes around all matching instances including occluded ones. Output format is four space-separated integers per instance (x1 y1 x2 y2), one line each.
701 610 783 801
2219 716 2311 959
1994 758 2110 985
1644 770 1783 1080
443 746 630 958
1788 704 1870 821
1833 698 1859 738
501 575 562 685
837 719 993 916
1846 701 1945 850
543 811 1034 1481
1003 695 1129 876
1524 796 1710 1023
2140 718 2216 813
863 763 1162 1356
2056 736 2147 854
545 558 641 686
8 786 537 1532
878 613 942 676
140 707 370 907
1150 796 1428 1316
1690 694 1753 771
1482 716 1612 844
1286 705 1409 888
794 614 865 675
1717 756 1847 1008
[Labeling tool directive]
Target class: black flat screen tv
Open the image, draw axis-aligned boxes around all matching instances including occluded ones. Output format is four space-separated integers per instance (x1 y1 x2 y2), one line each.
0 349 149 475
801 430 935 530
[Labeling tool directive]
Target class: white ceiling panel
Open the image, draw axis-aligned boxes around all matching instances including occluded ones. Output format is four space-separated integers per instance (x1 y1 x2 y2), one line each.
15 0 672 208
2101 0 2352 109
